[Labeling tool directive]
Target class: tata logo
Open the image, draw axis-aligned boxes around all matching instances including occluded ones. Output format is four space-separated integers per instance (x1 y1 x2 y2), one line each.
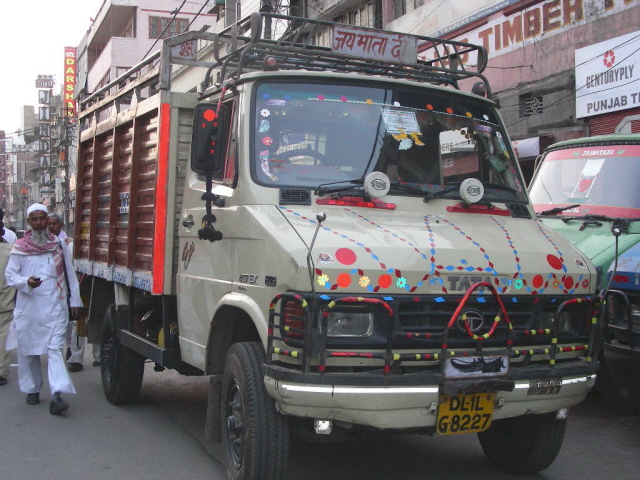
456 309 485 334
371 178 387 190
447 275 509 292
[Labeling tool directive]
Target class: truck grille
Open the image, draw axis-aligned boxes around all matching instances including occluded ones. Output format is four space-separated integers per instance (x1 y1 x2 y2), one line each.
398 300 532 341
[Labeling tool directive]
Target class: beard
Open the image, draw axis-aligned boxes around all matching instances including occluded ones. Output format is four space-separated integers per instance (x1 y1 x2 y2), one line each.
31 229 49 245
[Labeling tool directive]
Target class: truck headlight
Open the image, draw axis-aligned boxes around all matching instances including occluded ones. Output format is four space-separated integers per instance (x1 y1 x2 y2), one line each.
326 310 374 337
540 311 572 333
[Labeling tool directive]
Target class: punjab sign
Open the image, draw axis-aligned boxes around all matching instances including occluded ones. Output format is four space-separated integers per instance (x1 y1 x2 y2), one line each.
575 30 640 119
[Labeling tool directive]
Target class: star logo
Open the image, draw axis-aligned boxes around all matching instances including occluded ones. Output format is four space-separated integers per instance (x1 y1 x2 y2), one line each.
603 50 615 68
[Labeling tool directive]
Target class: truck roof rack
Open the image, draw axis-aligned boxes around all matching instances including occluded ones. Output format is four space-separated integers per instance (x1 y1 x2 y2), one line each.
205 12 491 96
79 12 492 119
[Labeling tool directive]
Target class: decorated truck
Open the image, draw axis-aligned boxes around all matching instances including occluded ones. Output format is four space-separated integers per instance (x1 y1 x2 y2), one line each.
75 13 600 479
529 133 640 412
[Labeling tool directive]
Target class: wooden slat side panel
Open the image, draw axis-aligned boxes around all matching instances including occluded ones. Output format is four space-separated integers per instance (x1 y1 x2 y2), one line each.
132 111 159 273
93 133 115 264
88 132 112 262
114 124 135 269
76 138 94 261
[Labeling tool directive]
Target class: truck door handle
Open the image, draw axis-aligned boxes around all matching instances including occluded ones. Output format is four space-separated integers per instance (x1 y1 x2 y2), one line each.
182 216 195 228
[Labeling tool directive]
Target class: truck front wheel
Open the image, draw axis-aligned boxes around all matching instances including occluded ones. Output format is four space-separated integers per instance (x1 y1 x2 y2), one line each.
221 342 289 480
478 412 566 474
101 304 145 404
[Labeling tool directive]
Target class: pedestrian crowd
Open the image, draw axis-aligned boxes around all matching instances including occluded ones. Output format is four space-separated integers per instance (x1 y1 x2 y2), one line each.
0 203 98 415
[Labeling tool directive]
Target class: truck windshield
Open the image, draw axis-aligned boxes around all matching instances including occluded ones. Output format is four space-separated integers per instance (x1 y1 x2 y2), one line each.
252 81 527 202
529 144 640 218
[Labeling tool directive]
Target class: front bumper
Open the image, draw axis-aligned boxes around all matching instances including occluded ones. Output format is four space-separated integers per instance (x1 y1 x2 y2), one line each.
264 363 597 430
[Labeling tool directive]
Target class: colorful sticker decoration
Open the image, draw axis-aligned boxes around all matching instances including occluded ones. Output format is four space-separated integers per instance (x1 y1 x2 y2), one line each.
279 206 588 297
262 137 273 146
260 109 271 117
260 150 278 182
259 120 270 132
335 248 357 265
317 253 334 264
337 272 352 288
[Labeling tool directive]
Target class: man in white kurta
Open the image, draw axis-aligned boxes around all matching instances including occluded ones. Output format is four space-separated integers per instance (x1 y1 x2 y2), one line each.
5 204 82 414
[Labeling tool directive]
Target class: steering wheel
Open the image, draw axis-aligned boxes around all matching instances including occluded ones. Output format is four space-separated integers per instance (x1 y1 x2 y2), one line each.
272 148 326 165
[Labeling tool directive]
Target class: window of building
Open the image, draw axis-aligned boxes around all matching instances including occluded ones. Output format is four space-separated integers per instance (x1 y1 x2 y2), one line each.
336 3 375 28
149 17 189 39
96 70 111 91
521 93 544 117
394 0 407 19
313 2 375 46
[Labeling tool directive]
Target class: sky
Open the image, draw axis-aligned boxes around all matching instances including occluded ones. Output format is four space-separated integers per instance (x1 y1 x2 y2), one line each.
0 0 104 139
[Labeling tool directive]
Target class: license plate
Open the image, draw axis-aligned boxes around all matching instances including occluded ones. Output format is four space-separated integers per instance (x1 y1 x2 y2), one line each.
437 393 495 436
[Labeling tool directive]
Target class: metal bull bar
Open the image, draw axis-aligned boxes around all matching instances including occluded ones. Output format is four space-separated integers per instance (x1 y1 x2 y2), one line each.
266 282 600 373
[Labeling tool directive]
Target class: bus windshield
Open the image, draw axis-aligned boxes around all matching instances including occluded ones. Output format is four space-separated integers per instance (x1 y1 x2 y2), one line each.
529 144 640 217
252 81 527 203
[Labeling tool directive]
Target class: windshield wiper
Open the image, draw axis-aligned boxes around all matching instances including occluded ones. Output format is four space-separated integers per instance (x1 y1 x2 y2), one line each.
389 182 425 195
538 204 581 215
315 178 364 195
423 182 461 203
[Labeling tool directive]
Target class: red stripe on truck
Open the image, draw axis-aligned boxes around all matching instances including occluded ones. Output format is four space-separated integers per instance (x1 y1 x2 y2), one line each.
153 103 171 294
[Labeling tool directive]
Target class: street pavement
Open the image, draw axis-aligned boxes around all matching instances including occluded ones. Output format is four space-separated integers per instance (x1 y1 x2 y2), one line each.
1 349 638 480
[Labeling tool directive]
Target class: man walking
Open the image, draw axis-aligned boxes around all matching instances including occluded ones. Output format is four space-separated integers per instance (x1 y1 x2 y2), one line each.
0 215 15 385
48 212 97 371
5 204 82 415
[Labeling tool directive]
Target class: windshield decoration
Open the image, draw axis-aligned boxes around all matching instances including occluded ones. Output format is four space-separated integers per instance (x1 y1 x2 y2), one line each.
381 108 424 150
571 159 604 200
253 82 527 201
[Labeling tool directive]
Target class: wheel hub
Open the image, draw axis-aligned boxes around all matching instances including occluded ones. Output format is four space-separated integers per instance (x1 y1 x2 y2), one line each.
226 382 245 468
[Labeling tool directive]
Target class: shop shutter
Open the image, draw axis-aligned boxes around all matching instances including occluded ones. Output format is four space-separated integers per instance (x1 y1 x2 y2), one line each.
588 107 640 136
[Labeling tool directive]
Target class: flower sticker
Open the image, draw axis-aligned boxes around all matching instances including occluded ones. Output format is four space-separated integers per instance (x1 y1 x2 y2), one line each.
259 120 270 132
396 277 407 289
262 137 273 146
514 278 523 290
582 279 589 289
317 274 329 286
359 276 370 288
261 109 271 117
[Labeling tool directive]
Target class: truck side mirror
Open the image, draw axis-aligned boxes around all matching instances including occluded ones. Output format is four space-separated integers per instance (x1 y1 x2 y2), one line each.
191 103 230 174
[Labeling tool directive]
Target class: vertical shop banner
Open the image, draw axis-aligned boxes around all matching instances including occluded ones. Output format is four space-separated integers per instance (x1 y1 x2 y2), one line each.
64 47 77 118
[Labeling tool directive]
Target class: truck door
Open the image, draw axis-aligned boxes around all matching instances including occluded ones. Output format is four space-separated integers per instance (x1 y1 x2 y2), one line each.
178 99 237 370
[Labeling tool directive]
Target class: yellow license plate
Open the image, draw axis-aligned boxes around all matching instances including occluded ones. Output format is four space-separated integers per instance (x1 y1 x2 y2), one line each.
437 393 496 436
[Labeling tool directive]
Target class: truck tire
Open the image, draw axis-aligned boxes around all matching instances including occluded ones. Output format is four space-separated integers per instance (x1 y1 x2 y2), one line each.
101 304 145 404
478 412 566 474
221 342 289 480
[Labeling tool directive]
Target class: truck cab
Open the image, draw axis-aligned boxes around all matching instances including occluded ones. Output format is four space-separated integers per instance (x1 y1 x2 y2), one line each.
529 133 640 413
